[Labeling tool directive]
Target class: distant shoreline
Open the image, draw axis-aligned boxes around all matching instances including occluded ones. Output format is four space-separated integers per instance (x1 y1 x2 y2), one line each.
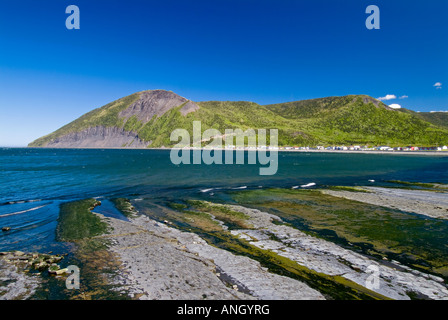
6 146 448 156
273 149 448 156
168 148 448 156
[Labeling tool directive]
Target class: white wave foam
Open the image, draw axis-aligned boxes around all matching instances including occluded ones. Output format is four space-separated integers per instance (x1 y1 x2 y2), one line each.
300 183 316 188
27 199 42 203
5 199 42 205
0 205 47 218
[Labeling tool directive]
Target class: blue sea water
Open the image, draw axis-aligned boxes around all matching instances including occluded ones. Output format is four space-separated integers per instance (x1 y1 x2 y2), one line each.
0 148 447 253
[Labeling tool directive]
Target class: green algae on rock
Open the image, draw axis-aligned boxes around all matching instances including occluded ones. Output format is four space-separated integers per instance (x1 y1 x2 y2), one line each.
142 199 391 299
111 198 138 218
228 188 448 281
56 199 109 242
51 199 130 300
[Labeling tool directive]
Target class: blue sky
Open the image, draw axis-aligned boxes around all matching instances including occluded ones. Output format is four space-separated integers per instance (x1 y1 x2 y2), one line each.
0 0 447 146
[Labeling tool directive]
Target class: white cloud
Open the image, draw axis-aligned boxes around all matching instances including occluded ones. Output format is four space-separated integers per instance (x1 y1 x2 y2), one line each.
389 104 402 109
434 82 442 89
377 94 397 101
399 95 408 99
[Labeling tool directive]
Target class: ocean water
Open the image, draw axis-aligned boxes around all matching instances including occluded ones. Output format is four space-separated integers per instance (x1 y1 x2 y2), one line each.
1 148 448 253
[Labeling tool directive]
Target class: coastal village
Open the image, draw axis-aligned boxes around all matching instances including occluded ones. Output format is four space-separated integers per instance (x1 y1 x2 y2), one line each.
282 145 448 152
215 145 448 152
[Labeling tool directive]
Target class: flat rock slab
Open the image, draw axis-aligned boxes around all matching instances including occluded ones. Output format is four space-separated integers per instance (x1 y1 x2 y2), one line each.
0 257 40 300
225 204 448 300
321 187 448 219
104 215 324 300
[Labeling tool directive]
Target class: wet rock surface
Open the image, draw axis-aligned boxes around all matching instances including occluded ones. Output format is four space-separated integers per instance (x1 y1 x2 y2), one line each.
0 258 39 300
321 187 448 219
102 216 249 299
225 204 448 300
0 251 64 300
104 215 324 300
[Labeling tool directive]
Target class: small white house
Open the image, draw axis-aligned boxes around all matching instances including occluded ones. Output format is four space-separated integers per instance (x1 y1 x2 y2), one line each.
443 146 448 150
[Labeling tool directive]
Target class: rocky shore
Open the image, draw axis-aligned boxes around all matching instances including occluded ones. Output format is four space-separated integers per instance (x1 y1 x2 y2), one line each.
101 202 448 300
320 187 448 219
0 251 66 300
2 186 448 300
226 204 448 300
103 214 324 300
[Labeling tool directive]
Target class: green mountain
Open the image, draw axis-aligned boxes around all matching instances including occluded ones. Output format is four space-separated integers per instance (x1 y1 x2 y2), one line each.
416 112 448 130
28 90 448 148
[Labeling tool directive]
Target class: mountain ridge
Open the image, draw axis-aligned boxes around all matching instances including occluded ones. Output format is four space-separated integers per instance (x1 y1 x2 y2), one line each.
28 90 448 148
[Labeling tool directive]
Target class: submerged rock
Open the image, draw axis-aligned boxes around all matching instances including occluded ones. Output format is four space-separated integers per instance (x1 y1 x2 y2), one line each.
48 265 68 275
